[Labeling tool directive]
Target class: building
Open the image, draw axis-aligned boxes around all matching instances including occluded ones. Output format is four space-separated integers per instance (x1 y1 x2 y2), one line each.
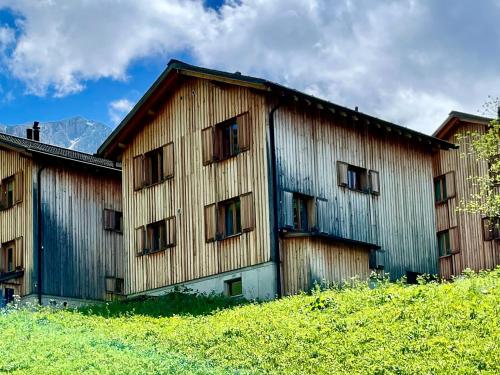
0 126 123 306
97 60 454 299
432 111 500 278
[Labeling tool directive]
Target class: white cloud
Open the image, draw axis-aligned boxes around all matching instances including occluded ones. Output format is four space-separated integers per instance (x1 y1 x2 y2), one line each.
1 0 499 133
108 98 135 125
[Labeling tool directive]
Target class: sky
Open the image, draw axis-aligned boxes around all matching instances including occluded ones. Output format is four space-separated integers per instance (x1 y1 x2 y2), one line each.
0 0 499 134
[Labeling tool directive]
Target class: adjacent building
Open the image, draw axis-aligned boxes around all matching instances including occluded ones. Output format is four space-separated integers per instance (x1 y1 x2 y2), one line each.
0 128 123 306
432 111 500 278
97 60 454 298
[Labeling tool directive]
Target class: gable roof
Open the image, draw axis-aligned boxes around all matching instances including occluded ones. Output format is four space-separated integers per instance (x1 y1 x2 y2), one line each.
0 132 120 171
433 110 493 139
97 59 456 158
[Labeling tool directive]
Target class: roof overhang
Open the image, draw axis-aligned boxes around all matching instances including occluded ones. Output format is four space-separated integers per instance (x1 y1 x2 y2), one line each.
280 230 380 250
97 59 456 159
434 111 493 140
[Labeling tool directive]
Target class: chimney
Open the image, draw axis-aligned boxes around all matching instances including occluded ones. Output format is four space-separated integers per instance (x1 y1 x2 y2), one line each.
26 128 33 140
33 121 40 142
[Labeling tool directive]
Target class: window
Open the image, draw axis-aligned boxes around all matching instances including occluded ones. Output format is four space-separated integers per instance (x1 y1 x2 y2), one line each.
0 239 22 275
293 194 310 232
204 193 255 242
221 120 239 158
434 172 456 203
105 277 124 294
337 161 379 194
225 278 243 297
482 217 500 241
103 209 123 233
135 217 176 256
201 112 251 165
282 191 318 232
437 230 451 257
133 143 174 190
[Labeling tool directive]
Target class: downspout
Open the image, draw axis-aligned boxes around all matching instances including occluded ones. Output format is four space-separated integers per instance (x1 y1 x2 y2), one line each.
37 164 47 305
269 103 282 297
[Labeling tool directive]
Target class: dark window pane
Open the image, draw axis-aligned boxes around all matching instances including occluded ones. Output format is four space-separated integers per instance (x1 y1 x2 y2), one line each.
228 279 242 296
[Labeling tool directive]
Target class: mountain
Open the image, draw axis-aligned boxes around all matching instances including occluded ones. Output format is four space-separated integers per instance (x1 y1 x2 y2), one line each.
0 116 112 154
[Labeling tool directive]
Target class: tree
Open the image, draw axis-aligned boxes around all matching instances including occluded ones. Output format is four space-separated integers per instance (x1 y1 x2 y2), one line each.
456 97 500 220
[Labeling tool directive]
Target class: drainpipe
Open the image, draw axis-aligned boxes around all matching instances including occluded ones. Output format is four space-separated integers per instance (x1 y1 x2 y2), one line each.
269 102 282 297
37 164 47 305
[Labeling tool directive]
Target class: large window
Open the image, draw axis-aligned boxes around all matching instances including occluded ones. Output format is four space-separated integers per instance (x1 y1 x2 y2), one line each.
482 217 500 241
135 217 176 256
133 143 174 190
204 192 255 242
337 161 379 195
434 172 455 204
201 112 251 165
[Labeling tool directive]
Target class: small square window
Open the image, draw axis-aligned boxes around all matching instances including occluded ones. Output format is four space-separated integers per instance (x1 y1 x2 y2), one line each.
0 176 15 210
147 220 167 252
226 278 242 297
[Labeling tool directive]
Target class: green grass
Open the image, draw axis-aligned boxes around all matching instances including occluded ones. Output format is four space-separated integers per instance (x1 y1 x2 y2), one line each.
1 269 499 374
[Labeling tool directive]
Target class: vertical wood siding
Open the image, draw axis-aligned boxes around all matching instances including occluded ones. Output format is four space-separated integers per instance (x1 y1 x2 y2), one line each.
273 104 438 281
121 78 271 295
433 122 500 277
0 148 33 297
40 166 123 300
281 237 370 295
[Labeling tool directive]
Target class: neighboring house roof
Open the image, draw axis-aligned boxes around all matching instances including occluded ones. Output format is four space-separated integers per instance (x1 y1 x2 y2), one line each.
433 110 493 140
0 132 120 171
97 59 456 158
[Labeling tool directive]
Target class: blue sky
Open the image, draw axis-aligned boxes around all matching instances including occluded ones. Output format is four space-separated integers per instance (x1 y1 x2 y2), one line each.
0 0 499 133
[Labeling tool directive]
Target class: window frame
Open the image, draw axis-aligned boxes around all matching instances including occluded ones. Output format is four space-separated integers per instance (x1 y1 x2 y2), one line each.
337 161 377 195
434 175 447 204
0 240 17 274
482 217 500 241
215 118 240 161
103 208 123 233
225 278 243 297
218 196 242 239
437 229 451 257
0 175 15 211
133 143 174 191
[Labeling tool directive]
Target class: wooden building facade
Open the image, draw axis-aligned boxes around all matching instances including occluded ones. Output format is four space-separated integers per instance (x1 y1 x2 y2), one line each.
432 111 500 278
98 60 454 298
0 132 123 306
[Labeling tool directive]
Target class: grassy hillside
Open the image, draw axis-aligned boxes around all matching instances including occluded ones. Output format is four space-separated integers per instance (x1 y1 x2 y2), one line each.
1 269 499 374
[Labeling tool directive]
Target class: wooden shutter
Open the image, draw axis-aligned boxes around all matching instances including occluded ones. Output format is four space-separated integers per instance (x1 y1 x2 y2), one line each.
201 127 214 165
133 155 144 190
135 226 145 255
369 170 380 195
217 203 226 238
283 191 294 228
103 209 115 230
163 142 174 179
240 192 255 232
15 237 23 270
204 203 217 242
105 277 116 293
360 171 369 193
237 112 251 152
14 171 23 204
445 171 456 198
316 198 329 234
449 227 459 252
165 216 176 247
337 161 348 186
0 181 4 210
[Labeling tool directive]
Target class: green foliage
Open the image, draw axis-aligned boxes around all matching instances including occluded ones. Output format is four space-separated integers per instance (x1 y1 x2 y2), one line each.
455 106 500 218
1 268 499 374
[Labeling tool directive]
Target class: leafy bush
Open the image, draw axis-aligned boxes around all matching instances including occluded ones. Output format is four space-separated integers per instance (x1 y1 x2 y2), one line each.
0 268 499 374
